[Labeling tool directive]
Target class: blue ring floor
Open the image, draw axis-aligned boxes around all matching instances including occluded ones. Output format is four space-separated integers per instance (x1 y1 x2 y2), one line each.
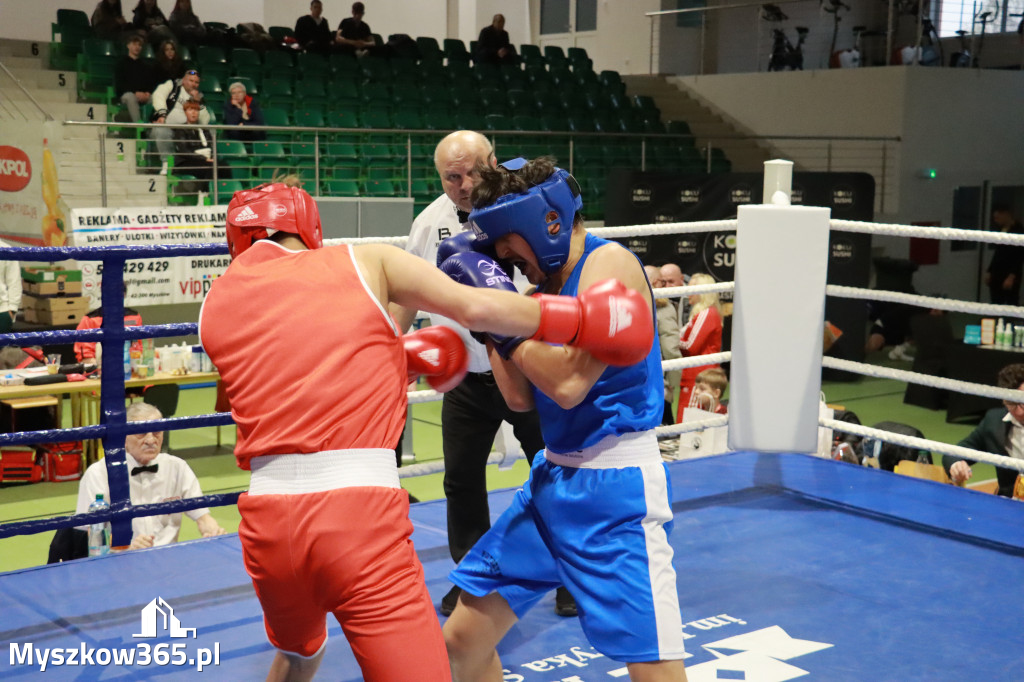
2 451 1022 681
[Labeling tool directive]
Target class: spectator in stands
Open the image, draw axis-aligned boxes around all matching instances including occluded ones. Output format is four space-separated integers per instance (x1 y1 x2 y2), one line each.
132 0 175 47
865 301 916 361
645 265 681 425
168 0 206 46
690 367 729 414
661 261 689 326
295 0 333 53
986 204 1024 306
223 81 266 142
155 39 185 82
151 68 209 175
174 99 231 192
115 33 157 123
677 272 723 422
335 1 377 56
0 239 21 335
475 13 518 65
943 362 1024 499
75 402 226 549
91 0 128 41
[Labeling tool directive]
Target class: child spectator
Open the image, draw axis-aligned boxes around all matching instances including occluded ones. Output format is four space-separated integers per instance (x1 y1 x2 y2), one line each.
690 367 729 414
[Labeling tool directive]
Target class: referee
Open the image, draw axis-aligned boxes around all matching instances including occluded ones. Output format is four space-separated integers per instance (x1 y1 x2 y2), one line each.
391 130 576 618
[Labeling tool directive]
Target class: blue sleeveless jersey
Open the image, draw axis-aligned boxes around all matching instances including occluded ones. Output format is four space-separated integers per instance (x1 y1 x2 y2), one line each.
533 233 663 452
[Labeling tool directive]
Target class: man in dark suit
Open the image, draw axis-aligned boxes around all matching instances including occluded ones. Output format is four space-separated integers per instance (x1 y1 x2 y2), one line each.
943 362 1024 498
475 13 518 64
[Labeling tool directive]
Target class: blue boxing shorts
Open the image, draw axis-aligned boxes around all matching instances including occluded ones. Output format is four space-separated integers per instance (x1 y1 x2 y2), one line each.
449 432 686 663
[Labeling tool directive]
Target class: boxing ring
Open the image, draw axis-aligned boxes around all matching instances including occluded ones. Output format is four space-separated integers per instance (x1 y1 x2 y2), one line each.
3 161 1024 680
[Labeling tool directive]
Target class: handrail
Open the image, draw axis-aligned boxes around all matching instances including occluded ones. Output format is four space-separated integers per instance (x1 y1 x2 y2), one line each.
0 59 54 121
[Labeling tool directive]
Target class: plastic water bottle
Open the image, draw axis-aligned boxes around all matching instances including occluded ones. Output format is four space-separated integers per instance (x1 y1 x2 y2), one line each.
87 494 111 557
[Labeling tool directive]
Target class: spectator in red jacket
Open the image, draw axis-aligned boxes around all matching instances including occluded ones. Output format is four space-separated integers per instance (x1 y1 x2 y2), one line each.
677 272 723 422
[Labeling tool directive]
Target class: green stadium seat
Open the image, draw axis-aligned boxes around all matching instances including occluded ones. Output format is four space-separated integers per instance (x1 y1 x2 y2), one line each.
230 48 261 69
215 140 247 160
416 36 444 63
512 115 542 131
667 120 692 136
329 52 359 78
76 52 115 104
567 47 589 64
268 26 294 42
443 38 470 63
422 109 454 131
360 56 391 83
361 82 391 105
297 52 329 75
289 142 320 168
263 50 294 73
196 45 227 65
215 179 245 199
323 179 361 196
393 109 424 130
484 113 511 131
543 45 568 66
360 106 392 129
198 74 223 100
519 44 544 67
363 179 397 196
478 88 506 109
295 80 328 108
327 109 360 132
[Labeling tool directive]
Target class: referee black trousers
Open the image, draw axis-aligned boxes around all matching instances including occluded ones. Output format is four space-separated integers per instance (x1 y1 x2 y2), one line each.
441 371 545 564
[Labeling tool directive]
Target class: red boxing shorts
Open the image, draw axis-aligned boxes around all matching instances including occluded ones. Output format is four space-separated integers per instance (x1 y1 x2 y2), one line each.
238 484 450 680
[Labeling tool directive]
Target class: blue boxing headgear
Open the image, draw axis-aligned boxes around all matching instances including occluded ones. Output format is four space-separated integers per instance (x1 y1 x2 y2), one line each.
467 161 583 274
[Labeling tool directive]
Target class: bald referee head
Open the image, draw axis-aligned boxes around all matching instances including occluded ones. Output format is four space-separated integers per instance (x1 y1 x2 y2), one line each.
434 130 496 213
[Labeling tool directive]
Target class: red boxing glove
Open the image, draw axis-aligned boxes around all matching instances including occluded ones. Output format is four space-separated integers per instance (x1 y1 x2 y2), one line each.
531 279 654 367
404 326 468 393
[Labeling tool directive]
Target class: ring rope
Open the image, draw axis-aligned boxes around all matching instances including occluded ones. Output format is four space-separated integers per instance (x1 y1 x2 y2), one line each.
821 418 1024 474
396 415 730 479
663 352 732 372
830 219 1024 246
322 219 740 250
827 284 1024 318
821 356 1024 403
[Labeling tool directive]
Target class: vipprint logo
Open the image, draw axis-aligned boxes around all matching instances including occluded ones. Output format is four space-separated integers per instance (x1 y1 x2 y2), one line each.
8 596 220 672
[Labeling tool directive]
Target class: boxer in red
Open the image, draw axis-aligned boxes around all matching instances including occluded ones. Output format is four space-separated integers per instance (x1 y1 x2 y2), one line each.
198 182 653 682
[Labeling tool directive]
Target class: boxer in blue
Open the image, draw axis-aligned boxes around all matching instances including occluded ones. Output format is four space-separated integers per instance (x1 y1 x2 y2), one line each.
438 157 688 682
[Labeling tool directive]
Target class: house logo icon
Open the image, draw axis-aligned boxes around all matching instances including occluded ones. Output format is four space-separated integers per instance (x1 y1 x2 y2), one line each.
133 597 196 639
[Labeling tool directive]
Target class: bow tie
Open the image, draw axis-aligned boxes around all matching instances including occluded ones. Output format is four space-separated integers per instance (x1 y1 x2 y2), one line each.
131 464 159 476
456 209 470 224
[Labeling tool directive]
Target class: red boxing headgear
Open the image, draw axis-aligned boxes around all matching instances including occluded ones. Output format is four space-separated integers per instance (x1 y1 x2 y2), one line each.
225 183 323 259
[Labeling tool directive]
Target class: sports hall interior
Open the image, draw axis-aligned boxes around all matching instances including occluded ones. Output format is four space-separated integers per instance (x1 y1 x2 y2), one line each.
0 0 1021 572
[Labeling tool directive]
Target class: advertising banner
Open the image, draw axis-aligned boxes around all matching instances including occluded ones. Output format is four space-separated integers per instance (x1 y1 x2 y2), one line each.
69 205 229 308
0 120 68 247
605 171 874 366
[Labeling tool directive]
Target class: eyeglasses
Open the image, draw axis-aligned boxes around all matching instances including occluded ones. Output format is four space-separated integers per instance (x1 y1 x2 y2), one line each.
185 70 199 76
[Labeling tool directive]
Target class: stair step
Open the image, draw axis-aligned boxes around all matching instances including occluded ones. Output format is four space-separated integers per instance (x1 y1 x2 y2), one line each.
5 67 78 93
0 39 52 61
0 87 76 104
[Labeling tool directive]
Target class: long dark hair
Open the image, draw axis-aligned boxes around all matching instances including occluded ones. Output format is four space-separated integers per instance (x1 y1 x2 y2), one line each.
96 0 124 17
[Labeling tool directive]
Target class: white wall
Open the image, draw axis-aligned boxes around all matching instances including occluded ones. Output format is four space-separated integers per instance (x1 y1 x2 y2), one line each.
677 66 1024 301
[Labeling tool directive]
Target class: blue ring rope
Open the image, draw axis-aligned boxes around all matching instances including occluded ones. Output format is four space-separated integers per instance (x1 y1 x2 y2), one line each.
0 242 240 544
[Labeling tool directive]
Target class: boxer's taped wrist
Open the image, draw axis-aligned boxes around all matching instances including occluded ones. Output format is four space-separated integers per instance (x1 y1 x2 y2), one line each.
532 294 581 344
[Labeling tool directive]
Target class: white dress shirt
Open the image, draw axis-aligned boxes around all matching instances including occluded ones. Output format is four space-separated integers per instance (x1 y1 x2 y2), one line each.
75 452 209 546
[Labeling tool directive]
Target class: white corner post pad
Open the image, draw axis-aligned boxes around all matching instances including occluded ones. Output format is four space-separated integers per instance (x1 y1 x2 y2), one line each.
728 177 831 454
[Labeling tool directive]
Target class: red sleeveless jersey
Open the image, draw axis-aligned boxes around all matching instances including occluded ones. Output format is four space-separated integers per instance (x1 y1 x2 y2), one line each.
199 242 407 469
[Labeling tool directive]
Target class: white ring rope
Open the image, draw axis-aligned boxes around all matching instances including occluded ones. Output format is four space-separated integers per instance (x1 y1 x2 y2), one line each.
656 282 735 299
589 221 737 238
821 356 1024 403
663 352 732 372
821 418 1024 474
397 414 730 479
830 219 1024 246
827 284 1024 319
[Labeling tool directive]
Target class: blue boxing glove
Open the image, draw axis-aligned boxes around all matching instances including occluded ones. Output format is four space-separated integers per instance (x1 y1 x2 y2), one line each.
439 252 526 359
436 231 479 267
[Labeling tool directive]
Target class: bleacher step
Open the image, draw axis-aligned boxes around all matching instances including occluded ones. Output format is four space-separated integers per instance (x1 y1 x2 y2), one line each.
4 67 78 93
0 39 51 61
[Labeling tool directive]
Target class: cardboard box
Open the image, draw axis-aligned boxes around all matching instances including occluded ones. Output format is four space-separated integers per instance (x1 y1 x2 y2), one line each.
21 267 83 295
22 293 90 314
23 305 88 325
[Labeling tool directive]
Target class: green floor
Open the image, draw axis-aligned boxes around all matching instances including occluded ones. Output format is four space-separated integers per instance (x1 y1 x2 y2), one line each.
0 353 988 574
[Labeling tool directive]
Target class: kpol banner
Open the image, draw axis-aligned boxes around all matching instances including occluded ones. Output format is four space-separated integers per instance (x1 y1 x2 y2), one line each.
69 205 230 308
0 120 68 247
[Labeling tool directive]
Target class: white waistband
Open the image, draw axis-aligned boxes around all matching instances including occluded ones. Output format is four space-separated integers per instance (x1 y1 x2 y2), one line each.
544 431 661 469
248 450 400 495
